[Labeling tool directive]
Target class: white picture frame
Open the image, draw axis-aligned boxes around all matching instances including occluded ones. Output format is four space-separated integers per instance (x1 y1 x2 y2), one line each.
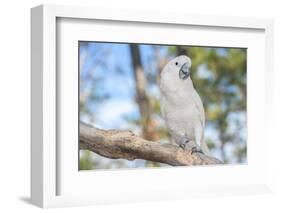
31 4 274 208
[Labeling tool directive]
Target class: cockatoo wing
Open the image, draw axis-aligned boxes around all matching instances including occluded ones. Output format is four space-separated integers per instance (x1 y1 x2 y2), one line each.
191 89 205 128
191 89 211 155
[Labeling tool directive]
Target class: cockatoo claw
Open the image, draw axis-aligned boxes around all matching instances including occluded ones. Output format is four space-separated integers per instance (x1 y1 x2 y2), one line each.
179 142 186 149
191 146 204 155
179 138 189 149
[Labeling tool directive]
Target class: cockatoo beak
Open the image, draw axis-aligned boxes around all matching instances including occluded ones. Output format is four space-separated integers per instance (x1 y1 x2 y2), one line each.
179 62 190 80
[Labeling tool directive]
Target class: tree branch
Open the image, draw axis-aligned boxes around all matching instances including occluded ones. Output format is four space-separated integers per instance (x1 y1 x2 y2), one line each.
79 122 223 166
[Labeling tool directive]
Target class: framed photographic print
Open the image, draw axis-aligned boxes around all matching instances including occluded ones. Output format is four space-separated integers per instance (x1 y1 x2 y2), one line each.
31 4 274 208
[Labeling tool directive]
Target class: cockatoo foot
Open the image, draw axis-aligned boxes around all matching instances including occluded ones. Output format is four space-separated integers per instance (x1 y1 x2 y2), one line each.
179 138 189 149
191 146 204 154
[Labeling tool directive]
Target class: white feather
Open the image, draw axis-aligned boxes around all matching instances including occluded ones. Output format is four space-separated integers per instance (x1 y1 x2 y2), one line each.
160 55 211 156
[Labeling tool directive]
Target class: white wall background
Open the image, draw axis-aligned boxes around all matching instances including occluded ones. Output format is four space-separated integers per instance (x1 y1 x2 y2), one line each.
0 0 280 212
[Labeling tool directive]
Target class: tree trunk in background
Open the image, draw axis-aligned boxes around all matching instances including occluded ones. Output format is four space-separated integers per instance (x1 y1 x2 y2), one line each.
154 46 168 86
177 46 188 56
129 44 156 141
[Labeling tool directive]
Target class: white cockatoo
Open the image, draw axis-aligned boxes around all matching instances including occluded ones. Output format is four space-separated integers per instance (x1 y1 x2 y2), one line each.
160 55 211 156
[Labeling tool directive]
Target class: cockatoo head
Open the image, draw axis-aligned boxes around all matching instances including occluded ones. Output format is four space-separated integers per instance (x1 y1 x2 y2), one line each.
160 55 192 93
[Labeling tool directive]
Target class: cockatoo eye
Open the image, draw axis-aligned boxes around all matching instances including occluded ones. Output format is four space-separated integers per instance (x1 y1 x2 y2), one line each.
175 62 178 66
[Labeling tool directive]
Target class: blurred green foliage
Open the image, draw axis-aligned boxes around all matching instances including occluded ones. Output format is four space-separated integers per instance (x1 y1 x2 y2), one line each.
79 150 94 170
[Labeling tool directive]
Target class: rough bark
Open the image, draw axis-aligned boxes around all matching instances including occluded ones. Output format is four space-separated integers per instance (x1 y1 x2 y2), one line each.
79 122 223 166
